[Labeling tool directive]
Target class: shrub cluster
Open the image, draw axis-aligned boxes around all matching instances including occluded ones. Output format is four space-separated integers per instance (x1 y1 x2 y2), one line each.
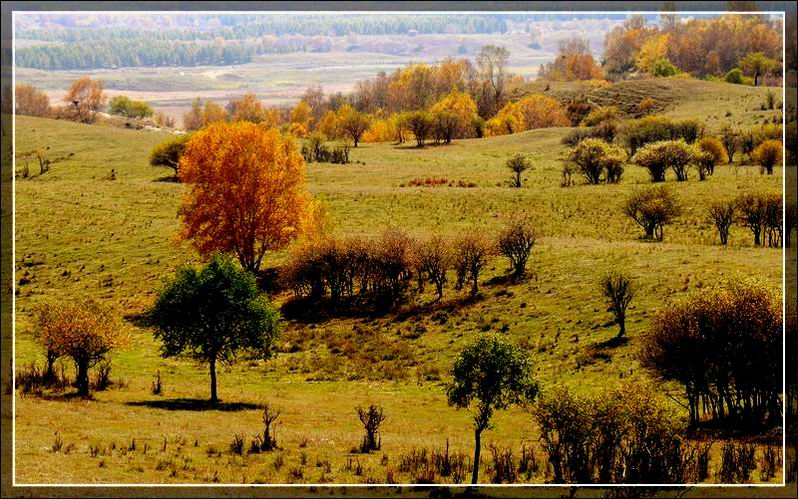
283 220 537 313
620 116 704 156
565 138 627 185
301 133 351 164
532 385 699 484
631 139 696 182
641 277 782 428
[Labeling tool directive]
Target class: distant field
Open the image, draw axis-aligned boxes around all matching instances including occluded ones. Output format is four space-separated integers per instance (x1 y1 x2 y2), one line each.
11 76 792 485
15 31 556 127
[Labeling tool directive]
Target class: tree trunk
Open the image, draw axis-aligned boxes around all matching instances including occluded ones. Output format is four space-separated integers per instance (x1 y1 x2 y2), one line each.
471 427 482 484
209 356 218 404
617 314 625 338
45 350 58 383
75 357 90 397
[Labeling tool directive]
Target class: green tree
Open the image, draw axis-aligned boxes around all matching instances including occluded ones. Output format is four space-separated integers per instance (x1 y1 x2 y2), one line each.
337 105 370 147
149 134 191 178
651 58 679 77
446 336 539 484
739 52 777 86
150 254 280 404
401 110 433 147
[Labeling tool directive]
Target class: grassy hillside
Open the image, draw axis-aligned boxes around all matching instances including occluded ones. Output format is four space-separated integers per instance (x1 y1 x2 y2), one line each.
11 77 792 485
521 78 782 131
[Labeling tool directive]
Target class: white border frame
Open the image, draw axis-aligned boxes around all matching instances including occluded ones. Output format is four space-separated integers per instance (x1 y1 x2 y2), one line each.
9 9 789 489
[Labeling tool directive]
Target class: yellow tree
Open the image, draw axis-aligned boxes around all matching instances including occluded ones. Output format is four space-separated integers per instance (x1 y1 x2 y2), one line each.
34 299 128 397
178 121 310 272
228 93 266 123
183 98 204 130
63 77 106 123
514 95 569 130
430 90 478 140
202 101 227 126
636 34 670 74
318 109 341 139
289 100 313 137
362 116 397 143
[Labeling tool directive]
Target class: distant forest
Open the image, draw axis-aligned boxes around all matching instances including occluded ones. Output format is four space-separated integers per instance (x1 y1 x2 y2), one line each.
16 14 511 70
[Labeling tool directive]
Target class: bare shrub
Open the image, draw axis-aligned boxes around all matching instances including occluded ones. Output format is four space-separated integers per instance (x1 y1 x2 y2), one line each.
533 385 692 484
488 444 517 483
719 126 739 164
151 370 163 395
413 236 450 300
229 434 245 455
261 405 280 451
717 442 756 483
497 217 537 281
762 193 783 247
92 360 112 391
786 199 797 248
517 443 539 480
453 232 492 297
357 404 387 453
735 192 768 246
398 444 469 484
708 200 736 245
599 271 634 338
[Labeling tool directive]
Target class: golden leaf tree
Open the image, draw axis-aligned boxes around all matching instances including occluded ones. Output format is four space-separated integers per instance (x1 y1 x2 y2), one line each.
34 299 128 397
63 77 106 123
178 121 309 273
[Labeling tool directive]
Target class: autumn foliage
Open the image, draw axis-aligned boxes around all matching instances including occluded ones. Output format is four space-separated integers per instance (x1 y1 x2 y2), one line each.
15 83 51 117
63 76 106 123
178 121 309 272
485 95 568 136
34 299 127 397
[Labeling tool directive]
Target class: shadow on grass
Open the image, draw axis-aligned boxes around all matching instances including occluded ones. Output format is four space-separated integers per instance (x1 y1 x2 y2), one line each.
282 292 486 325
126 398 262 412
593 336 630 350
123 310 153 328
153 175 180 183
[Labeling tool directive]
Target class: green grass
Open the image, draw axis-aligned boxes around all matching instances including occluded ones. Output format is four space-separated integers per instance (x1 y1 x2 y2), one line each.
11 77 793 485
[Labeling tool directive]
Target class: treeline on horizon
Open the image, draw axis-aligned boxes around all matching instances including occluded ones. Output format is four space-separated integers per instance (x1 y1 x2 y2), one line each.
15 12 785 73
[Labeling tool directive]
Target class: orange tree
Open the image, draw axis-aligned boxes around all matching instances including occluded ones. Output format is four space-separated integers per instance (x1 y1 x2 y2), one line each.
33 299 127 397
63 77 105 123
178 121 309 273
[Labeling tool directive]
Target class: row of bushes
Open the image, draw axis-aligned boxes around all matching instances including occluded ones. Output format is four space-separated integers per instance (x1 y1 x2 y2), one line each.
282 219 537 313
562 116 784 186
710 192 788 247
623 185 790 247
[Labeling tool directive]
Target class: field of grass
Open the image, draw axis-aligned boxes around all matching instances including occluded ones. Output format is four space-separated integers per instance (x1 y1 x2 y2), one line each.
11 78 794 487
